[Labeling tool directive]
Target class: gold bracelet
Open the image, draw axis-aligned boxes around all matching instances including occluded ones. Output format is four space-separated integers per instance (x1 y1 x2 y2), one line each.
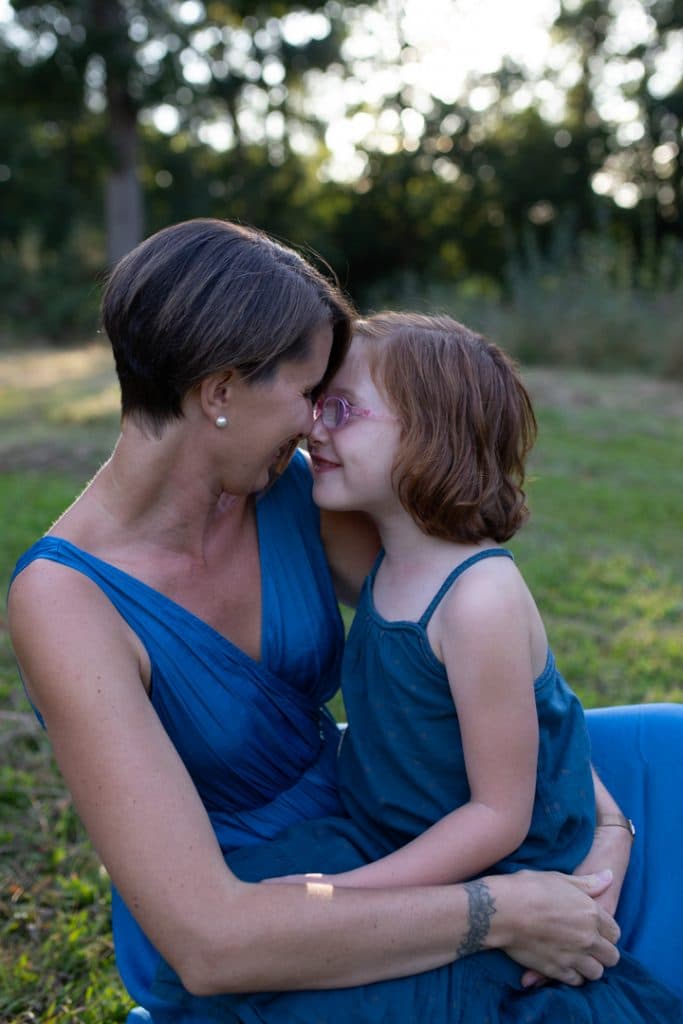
596 814 636 840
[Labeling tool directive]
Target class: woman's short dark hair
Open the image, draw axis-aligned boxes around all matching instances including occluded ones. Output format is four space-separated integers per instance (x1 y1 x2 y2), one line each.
354 312 538 544
102 218 354 432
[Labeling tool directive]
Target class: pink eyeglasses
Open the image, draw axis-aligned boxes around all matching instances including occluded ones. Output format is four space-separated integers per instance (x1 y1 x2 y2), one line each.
313 395 396 431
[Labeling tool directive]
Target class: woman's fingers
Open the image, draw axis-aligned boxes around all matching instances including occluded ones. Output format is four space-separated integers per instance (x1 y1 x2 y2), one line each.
521 952 611 990
558 967 586 987
572 953 608 983
520 968 546 988
591 932 621 968
497 870 623 983
597 905 621 946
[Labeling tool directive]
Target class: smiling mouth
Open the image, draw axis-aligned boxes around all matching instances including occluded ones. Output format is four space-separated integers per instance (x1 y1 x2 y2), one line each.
272 438 301 475
311 454 340 473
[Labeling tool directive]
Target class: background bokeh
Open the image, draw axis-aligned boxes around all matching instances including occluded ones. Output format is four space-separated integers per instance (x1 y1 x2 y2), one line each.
0 0 681 377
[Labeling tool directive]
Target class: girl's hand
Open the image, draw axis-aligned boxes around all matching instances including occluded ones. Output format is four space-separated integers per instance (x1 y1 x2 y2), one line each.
572 823 632 916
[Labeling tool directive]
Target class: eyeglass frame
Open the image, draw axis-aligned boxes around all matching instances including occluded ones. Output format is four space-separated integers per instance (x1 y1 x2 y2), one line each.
313 394 396 431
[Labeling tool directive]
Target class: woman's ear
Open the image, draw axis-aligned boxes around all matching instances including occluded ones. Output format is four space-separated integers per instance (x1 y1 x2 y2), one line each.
198 370 234 426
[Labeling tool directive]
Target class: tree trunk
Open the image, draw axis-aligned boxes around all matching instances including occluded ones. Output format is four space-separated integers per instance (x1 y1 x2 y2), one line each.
89 0 144 266
105 93 143 266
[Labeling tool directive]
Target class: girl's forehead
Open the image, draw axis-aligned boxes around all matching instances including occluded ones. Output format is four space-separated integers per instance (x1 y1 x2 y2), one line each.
338 336 371 376
328 347 366 393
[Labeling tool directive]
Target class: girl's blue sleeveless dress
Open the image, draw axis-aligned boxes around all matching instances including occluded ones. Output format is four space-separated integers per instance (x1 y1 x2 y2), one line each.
232 549 597 877
11 460 682 1023
224 549 683 1023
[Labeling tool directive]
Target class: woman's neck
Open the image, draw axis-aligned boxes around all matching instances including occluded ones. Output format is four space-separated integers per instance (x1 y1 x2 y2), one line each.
54 419 249 564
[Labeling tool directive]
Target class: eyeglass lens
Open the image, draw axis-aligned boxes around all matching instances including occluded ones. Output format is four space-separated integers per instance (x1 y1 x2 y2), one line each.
321 396 347 428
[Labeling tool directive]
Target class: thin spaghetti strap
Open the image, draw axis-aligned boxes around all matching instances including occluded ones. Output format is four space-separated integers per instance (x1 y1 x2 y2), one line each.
368 548 386 585
418 548 514 628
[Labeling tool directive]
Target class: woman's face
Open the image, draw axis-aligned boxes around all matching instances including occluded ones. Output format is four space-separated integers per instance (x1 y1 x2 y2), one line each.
223 323 334 494
308 337 400 517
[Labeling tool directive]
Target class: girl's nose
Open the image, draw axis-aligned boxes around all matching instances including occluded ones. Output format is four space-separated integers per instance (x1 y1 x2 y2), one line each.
308 410 330 442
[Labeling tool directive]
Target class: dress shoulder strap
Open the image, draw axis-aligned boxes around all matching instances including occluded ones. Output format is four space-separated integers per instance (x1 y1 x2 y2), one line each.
11 535 86 584
418 548 514 628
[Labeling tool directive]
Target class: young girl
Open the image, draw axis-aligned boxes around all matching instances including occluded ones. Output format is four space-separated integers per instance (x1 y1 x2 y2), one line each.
223 313 681 1023
306 311 595 888
245 310 597 891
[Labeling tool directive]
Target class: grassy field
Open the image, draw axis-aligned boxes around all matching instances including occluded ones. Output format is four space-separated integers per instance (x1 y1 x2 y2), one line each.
1 343 682 1023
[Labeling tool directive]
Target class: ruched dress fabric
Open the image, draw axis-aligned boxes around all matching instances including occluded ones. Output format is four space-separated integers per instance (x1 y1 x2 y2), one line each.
11 464 683 1023
10 451 347 1024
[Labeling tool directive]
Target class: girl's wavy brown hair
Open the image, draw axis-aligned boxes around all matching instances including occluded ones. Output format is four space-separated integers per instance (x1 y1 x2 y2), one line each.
354 312 537 543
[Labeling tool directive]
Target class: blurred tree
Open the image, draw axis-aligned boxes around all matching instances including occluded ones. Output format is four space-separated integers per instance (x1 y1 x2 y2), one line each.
551 0 683 271
311 0 681 293
1 0 681 343
0 0 353 264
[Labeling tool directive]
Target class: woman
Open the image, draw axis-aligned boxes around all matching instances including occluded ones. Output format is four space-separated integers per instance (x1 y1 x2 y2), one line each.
9 219 630 1023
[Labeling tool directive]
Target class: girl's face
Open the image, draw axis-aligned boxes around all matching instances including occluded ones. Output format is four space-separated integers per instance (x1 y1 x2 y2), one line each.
308 337 401 517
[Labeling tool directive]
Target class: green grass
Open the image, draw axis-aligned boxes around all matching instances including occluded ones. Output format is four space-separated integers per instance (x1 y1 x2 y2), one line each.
0 346 129 1023
1 346 682 1022
512 378 683 708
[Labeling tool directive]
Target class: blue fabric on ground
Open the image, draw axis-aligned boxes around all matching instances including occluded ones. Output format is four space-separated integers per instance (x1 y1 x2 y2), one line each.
586 702 683 999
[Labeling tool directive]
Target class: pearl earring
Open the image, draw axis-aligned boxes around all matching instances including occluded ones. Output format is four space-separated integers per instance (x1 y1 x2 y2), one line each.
215 415 228 429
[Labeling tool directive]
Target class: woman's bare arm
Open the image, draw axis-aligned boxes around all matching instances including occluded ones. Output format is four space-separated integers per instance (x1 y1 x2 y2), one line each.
8 562 620 995
319 508 380 606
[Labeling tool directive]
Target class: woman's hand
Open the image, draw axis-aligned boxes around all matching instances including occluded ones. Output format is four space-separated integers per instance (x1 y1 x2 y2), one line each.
493 869 620 987
520 768 633 988
520 828 631 987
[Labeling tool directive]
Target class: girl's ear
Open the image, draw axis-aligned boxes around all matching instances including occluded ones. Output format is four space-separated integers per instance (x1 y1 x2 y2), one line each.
198 370 234 424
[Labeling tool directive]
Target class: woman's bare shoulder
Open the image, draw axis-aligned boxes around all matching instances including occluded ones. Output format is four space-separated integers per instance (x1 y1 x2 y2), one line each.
9 550 150 712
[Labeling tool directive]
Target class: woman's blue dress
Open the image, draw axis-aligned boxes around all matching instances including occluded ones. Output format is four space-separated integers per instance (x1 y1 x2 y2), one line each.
11 454 682 1023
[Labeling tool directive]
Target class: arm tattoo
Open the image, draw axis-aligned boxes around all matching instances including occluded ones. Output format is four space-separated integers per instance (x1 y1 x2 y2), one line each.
456 880 497 957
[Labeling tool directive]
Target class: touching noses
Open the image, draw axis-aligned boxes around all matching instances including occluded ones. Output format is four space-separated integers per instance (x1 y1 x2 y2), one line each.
308 409 330 444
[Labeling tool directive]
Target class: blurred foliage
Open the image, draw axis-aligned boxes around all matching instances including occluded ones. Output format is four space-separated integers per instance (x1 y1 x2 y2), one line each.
0 0 681 360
